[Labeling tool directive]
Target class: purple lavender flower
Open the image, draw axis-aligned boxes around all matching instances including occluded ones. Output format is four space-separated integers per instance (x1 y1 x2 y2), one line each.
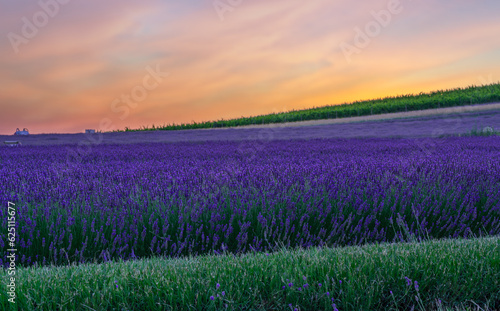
4 136 500 268
405 277 412 287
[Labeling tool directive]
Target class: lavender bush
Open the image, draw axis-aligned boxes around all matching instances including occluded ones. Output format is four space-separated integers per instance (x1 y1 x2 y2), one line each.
1 137 499 267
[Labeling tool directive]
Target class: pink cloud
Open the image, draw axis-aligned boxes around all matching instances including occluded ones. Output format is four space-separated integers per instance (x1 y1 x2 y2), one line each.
0 0 499 134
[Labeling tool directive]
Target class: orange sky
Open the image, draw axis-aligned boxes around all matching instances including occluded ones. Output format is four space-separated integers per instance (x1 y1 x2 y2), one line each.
1 0 499 134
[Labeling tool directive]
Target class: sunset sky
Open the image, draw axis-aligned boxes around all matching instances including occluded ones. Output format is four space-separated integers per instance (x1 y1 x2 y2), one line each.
1 0 499 134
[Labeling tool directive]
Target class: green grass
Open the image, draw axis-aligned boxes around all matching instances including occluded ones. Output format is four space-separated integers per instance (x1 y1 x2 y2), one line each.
120 83 500 132
2 236 499 310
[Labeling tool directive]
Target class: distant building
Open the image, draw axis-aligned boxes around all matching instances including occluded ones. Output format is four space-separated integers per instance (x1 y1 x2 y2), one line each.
85 129 96 134
14 128 29 135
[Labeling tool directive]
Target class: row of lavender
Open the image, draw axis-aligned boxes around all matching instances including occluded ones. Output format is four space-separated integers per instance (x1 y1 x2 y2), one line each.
1 137 499 267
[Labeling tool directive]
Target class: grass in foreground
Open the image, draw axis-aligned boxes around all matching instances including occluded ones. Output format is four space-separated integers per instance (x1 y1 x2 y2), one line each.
121 83 500 131
2 236 499 310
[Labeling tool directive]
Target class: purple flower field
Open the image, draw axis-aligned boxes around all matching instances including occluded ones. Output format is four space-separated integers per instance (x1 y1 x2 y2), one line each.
1 109 500 146
1 136 499 267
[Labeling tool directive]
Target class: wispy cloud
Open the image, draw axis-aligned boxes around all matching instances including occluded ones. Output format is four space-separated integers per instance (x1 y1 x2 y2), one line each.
0 0 499 134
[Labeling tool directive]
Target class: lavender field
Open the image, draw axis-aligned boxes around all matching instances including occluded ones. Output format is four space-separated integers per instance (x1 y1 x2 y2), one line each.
1 136 499 268
2 109 500 146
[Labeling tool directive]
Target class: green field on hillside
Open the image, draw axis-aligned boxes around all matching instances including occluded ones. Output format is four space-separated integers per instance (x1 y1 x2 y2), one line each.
123 83 500 132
